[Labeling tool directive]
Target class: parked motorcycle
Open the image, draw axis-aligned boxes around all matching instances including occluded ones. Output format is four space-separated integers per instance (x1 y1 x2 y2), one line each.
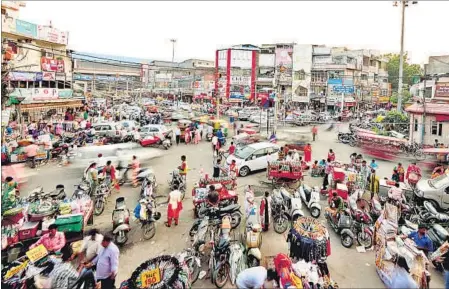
189 204 242 237
245 222 262 267
27 185 67 203
271 188 304 234
140 173 158 199
211 217 232 288
168 170 186 200
337 132 352 144
112 197 131 246
348 198 374 249
325 207 355 248
137 198 163 241
177 248 201 285
72 179 91 198
299 184 321 218
414 201 449 225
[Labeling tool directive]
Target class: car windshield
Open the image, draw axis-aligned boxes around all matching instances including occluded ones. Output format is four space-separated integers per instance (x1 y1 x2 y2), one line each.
234 146 256 159
429 174 449 189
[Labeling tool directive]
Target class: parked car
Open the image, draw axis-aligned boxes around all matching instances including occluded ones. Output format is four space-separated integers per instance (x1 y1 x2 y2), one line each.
120 120 140 132
238 107 260 121
140 124 172 139
415 173 449 210
226 142 280 177
92 122 122 140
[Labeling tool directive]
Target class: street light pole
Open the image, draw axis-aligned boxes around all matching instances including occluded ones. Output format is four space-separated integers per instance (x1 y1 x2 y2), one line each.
170 39 177 63
170 39 177 105
396 0 417 112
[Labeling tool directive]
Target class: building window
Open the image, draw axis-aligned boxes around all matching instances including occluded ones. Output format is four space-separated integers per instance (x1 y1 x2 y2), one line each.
361 74 368 81
431 121 443 136
414 119 418 132
294 70 305 81
311 71 326 83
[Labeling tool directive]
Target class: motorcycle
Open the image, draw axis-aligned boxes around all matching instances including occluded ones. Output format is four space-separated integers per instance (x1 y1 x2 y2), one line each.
325 207 355 248
299 184 321 218
348 198 374 249
206 132 213 142
177 248 201 285
211 217 232 288
26 185 66 203
117 162 152 186
271 188 304 234
415 201 449 225
139 134 171 150
337 132 352 144
140 173 158 199
112 197 131 246
72 179 91 198
245 222 262 267
189 204 242 237
137 198 163 241
168 170 186 200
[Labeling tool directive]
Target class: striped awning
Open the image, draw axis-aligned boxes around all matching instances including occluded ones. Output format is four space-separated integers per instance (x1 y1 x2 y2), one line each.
19 100 83 112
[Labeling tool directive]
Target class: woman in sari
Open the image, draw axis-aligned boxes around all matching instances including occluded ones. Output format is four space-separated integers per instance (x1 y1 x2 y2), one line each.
394 162 405 182
303 143 312 163
131 155 140 188
194 128 201 144
102 160 120 192
406 162 421 187
259 191 272 232
184 127 191 144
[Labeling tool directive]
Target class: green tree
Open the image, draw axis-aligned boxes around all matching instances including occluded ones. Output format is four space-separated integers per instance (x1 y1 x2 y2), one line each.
384 53 423 92
381 110 410 132
389 90 411 104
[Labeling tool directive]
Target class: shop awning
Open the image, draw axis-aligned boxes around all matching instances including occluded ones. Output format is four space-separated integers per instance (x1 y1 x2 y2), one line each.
19 100 83 112
436 115 449 122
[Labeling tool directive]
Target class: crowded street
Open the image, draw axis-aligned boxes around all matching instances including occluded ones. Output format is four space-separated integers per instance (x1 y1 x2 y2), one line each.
16 123 445 288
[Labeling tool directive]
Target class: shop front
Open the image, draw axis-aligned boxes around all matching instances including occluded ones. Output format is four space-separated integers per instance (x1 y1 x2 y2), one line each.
343 97 356 111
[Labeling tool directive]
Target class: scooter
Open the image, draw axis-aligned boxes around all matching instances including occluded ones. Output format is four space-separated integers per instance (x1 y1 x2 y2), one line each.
245 222 262 267
112 197 131 246
271 188 304 234
168 170 186 200
325 206 355 248
299 184 321 218
117 162 152 186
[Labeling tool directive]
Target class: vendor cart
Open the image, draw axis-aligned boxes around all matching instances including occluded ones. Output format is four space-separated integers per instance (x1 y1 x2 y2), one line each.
267 161 303 189
232 133 260 147
191 184 238 217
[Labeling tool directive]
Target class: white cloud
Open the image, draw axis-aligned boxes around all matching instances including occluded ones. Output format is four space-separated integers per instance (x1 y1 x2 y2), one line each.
19 1 449 64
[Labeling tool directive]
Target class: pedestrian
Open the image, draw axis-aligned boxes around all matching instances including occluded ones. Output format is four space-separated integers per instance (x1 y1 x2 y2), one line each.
178 155 187 181
322 158 331 190
236 266 278 289
369 159 378 171
303 143 312 163
228 141 236 155
50 246 80 289
244 185 255 216
184 127 191 144
25 141 39 169
84 234 119 289
194 128 200 144
259 191 272 232
312 125 318 141
84 162 98 195
359 160 370 190
78 228 103 265
198 122 203 140
278 146 285 161
131 155 140 188
175 127 181 146
102 161 120 192
369 168 379 200
406 162 421 187
328 149 335 162
165 184 183 227
213 158 224 178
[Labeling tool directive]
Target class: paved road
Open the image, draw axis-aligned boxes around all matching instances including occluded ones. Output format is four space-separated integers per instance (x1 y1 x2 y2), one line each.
21 124 444 288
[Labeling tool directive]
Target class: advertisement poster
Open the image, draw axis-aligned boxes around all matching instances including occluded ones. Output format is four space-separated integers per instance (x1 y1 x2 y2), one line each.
275 47 293 83
15 19 37 38
41 57 64 72
258 67 275 81
2 14 16 33
230 50 252 69
55 73 65 81
8 72 36 81
42 72 55 81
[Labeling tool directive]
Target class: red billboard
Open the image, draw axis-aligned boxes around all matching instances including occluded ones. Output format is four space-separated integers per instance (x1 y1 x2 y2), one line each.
41 57 64 72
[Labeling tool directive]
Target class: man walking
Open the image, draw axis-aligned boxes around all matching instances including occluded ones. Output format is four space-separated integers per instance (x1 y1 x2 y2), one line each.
85 234 119 289
312 125 318 142
25 141 39 168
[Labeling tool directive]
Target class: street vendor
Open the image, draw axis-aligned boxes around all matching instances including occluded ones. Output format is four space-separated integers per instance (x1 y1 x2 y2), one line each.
394 162 405 182
30 224 66 253
326 192 344 219
1 176 19 212
403 224 434 255
236 266 277 289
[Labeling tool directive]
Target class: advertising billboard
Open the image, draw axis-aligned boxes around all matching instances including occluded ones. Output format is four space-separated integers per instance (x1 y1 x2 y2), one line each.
217 50 228 68
292 45 313 103
275 47 293 83
15 19 37 38
41 57 64 72
259 53 275 68
37 26 68 45
435 83 449 98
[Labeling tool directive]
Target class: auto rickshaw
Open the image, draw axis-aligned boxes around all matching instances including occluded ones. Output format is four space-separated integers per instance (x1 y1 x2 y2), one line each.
208 119 229 137
177 119 192 142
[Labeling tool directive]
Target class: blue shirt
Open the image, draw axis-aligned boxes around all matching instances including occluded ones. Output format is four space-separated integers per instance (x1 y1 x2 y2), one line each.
92 242 120 280
370 162 378 170
408 231 434 252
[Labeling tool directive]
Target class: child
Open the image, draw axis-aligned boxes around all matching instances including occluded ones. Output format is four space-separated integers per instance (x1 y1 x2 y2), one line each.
311 160 319 177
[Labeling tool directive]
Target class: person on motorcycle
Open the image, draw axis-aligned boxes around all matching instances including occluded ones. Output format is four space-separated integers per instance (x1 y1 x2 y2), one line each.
103 160 120 192
207 184 220 207
134 198 155 222
326 192 344 220
84 162 98 195
30 224 66 253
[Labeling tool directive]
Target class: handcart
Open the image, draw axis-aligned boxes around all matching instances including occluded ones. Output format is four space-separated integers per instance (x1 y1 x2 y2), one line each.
267 161 303 189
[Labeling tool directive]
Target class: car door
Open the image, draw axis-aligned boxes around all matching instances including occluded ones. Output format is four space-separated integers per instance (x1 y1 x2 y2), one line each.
249 148 268 171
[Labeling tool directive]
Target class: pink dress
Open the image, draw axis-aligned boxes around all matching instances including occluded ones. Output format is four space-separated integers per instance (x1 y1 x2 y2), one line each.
56 123 63 136
194 130 201 144
184 128 191 144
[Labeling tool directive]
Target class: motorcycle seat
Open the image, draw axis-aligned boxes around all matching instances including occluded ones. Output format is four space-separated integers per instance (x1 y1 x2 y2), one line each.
431 224 449 241
424 201 439 215
219 204 239 214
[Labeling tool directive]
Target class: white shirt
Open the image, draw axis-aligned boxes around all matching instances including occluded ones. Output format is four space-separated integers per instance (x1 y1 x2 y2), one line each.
212 136 218 145
293 152 300 161
236 266 267 289
82 234 103 261
133 131 141 140
169 190 182 210
80 120 87 129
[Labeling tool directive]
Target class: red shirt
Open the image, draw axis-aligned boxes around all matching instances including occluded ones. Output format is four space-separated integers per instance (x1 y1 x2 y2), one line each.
180 161 187 175
229 145 236 155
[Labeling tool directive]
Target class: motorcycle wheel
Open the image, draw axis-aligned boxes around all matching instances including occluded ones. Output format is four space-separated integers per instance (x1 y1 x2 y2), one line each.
273 215 289 234
310 207 321 218
142 222 156 240
94 199 105 216
213 262 230 289
349 139 357 147
427 217 438 224
247 255 260 268
341 233 354 248
115 231 128 246
186 257 200 284
357 231 373 249
230 213 241 229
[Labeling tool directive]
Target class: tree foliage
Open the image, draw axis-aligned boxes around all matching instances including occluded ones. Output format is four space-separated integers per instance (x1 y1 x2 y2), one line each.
384 53 423 92
389 90 411 104
381 110 410 133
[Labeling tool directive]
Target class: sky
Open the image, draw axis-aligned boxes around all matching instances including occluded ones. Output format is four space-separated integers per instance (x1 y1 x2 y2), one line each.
19 1 449 65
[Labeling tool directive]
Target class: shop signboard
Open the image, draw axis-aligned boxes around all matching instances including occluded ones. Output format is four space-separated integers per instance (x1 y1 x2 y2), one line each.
32 88 59 101
41 57 64 72
435 83 449 98
73 74 93 81
42 72 55 81
229 92 245 101
15 19 37 38
9 88 33 99
333 86 354 94
8 72 36 81
230 50 253 69
58 89 73 98
230 75 251 86
37 25 68 45
55 73 65 81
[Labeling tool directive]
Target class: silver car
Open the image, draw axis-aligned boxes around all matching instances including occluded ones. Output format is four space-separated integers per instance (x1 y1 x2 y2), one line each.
415 174 449 210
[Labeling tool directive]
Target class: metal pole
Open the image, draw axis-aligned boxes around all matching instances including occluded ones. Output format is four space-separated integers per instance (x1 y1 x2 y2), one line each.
397 0 406 112
216 96 220 119
421 66 427 144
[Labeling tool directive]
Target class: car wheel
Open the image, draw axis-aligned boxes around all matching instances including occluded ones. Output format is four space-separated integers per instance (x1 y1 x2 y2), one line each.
239 166 250 177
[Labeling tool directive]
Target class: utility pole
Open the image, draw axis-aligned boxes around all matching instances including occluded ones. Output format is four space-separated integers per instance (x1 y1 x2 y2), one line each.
170 39 177 63
421 65 427 144
274 72 280 134
396 0 418 112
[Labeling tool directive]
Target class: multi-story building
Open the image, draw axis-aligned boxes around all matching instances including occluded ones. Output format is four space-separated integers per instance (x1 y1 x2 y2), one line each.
410 55 449 102
1 1 82 122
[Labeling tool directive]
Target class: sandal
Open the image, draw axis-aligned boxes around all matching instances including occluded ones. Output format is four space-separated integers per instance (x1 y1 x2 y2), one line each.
165 222 171 227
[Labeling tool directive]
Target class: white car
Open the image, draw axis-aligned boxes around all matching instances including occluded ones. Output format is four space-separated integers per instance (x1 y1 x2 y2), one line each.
140 124 171 139
226 142 280 177
238 107 260 120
